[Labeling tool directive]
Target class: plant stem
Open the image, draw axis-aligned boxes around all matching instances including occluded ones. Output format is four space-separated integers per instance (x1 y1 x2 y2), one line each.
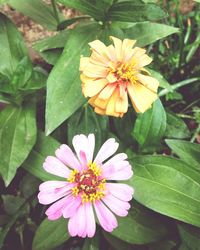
158 78 200 97
51 0 60 25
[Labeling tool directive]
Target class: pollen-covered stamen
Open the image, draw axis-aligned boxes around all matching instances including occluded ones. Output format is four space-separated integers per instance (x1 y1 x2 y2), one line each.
68 162 105 203
112 63 138 84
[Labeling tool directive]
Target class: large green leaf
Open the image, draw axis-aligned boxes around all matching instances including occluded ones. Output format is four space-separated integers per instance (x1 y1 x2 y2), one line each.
0 13 28 78
45 22 102 135
129 155 200 227
67 105 108 151
108 1 167 22
8 0 63 30
32 218 69 250
165 112 190 139
125 22 179 47
165 139 200 170
132 99 166 151
23 132 61 182
111 202 168 244
0 104 36 186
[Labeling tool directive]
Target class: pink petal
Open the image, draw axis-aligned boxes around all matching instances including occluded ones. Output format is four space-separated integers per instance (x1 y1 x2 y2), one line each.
62 196 82 218
105 165 133 180
38 185 72 205
76 205 87 237
55 144 82 170
43 156 70 178
106 183 134 201
102 194 130 217
45 196 69 220
39 181 67 192
68 213 78 237
94 138 119 164
102 153 127 170
85 202 96 237
94 200 118 232
72 134 95 166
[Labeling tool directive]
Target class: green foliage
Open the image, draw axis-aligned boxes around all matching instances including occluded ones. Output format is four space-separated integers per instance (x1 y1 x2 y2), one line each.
8 0 63 30
132 99 166 152
45 22 101 135
0 104 36 186
0 0 200 249
129 155 200 227
165 139 200 170
32 218 70 250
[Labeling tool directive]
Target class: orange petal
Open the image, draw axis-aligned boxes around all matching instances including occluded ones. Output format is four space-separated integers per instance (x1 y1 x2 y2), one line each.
127 82 158 113
98 84 116 100
82 79 108 97
94 96 109 110
137 73 159 92
94 106 106 116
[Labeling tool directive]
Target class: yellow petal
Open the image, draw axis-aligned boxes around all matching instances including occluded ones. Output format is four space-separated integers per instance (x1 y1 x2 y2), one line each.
137 73 159 92
110 36 123 61
83 63 108 78
127 82 158 113
107 45 117 61
80 57 89 71
105 88 120 116
82 79 108 97
94 97 109 109
138 54 152 67
98 84 116 100
90 51 109 66
122 39 136 61
80 73 95 83
106 72 117 83
115 91 128 113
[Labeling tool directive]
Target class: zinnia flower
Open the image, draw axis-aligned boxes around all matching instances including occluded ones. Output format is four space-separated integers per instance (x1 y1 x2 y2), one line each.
80 36 159 117
38 134 134 238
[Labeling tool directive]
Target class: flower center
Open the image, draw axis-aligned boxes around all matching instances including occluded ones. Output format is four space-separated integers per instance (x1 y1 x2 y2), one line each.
67 162 105 203
113 63 138 83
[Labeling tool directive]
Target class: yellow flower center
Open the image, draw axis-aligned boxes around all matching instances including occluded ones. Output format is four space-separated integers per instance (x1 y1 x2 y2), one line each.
111 62 138 83
67 162 106 203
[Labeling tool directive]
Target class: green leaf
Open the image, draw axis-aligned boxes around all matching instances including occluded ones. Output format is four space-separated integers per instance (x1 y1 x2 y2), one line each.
45 22 102 135
32 29 70 65
147 69 173 91
67 105 108 152
165 112 190 139
103 232 133 250
125 22 179 47
108 2 167 22
56 0 106 21
165 139 200 170
111 202 168 244
132 99 166 151
148 240 177 250
178 223 200 250
82 231 100 250
8 0 63 30
129 155 200 228
2 195 25 215
0 13 28 78
32 217 70 250
0 104 37 186
22 131 61 181
19 173 41 198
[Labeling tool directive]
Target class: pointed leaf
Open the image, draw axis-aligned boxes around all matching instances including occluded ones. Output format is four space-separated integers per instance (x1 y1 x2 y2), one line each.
45 22 101 135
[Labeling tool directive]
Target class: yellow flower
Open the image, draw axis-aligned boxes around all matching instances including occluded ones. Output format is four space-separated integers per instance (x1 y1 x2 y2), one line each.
80 36 159 117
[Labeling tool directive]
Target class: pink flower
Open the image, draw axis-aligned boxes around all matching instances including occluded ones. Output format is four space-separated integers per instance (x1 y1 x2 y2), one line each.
38 134 134 238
